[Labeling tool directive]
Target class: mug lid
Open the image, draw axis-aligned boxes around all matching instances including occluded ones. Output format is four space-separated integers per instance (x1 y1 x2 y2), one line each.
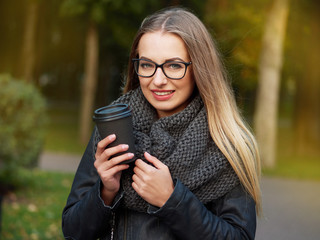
93 104 131 121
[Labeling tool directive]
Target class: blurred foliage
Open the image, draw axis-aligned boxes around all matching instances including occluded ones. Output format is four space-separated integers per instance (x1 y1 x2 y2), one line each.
0 74 47 189
0 0 319 155
204 0 268 113
58 0 205 105
283 0 320 154
0 0 204 106
44 105 85 154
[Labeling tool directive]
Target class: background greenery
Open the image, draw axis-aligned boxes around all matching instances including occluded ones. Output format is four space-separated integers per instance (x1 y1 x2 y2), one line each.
2 170 73 240
0 74 46 189
0 0 319 239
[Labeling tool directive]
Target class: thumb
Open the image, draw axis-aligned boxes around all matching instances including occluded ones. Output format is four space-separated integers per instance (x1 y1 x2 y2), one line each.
144 152 165 169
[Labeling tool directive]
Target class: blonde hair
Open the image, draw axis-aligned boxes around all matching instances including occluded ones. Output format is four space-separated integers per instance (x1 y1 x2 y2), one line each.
123 7 261 214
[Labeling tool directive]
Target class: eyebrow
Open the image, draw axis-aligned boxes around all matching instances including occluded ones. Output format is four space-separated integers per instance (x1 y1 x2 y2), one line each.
139 56 187 62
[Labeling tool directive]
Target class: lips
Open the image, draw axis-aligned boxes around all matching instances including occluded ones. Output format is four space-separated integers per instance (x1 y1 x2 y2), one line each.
151 90 175 100
153 90 174 96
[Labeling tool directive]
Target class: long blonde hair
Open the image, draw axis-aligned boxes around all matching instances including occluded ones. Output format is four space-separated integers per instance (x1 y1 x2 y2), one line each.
123 7 261 213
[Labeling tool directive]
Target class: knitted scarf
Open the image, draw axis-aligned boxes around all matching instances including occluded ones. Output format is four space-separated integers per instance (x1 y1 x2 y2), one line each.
94 87 239 212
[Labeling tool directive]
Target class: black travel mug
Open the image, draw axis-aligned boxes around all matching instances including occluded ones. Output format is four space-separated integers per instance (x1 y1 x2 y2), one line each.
93 104 136 164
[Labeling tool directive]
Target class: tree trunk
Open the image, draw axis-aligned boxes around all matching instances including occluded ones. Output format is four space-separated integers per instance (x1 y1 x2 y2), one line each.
294 73 320 154
79 21 99 144
253 0 289 168
20 0 39 83
293 3 320 155
0 194 2 233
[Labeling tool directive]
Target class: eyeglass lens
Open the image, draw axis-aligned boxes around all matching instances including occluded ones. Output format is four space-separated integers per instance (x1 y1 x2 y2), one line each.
134 59 187 79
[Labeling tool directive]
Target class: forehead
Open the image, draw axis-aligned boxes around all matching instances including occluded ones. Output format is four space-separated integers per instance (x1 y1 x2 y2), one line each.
137 31 189 61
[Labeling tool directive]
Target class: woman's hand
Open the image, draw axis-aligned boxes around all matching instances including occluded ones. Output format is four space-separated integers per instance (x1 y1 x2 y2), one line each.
132 152 174 208
94 134 134 205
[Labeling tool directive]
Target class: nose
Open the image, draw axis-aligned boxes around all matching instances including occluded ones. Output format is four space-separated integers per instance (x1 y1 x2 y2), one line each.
152 67 167 86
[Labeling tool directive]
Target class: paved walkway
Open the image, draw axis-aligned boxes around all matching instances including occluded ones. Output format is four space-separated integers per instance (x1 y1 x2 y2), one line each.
39 152 81 173
256 177 320 240
39 152 320 240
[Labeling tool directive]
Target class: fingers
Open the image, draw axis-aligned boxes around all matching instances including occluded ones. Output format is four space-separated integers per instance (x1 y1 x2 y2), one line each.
132 162 154 194
132 154 174 207
99 163 129 182
133 152 166 175
134 158 151 170
93 134 135 205
143 152 167 169
95 134 116 156
94 148 132 197
132 171 143 189
132 158 154 192
95 133 134 166
95 147 134 170
133 160 149 180
101 144 130 163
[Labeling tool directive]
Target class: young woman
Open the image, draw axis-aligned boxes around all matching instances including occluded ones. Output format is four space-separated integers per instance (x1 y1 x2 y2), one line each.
62 7 261 240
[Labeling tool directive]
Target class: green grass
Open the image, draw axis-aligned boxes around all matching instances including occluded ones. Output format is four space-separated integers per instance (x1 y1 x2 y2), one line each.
1 170 74 240
0 105 87 239
263 154 320 181
265 124 320 181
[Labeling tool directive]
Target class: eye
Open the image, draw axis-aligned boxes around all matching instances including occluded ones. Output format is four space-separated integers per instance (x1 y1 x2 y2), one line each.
166 62 184 70
139 61 154 69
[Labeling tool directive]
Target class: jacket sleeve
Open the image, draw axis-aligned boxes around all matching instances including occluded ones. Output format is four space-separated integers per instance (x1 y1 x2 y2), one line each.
148 179 256 240
62 130 123 240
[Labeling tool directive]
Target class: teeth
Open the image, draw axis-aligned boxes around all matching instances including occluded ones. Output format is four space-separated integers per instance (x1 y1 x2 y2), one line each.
154 91 173 96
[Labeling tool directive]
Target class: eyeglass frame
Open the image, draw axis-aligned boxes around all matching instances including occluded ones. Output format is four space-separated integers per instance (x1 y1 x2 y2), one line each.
132 58 192 80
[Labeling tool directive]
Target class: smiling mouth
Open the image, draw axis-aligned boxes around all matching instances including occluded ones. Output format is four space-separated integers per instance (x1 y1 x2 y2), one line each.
153 90 175 96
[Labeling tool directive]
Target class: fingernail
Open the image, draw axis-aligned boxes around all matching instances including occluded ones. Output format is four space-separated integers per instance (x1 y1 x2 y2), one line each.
109 134 116 139
145 152 150 156
128 153 134 158
122 144 129 150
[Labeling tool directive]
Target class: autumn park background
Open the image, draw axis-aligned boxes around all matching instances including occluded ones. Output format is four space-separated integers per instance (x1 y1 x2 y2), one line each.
0 0 319 239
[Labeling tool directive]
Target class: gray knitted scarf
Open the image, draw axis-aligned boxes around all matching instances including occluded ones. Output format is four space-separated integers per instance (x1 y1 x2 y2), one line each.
94 87 239 212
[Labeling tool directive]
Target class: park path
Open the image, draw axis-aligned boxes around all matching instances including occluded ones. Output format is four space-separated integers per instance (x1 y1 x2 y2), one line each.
39 152 320 240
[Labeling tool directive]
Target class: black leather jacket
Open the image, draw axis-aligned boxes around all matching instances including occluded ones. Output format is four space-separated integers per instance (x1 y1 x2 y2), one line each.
62 133 257 240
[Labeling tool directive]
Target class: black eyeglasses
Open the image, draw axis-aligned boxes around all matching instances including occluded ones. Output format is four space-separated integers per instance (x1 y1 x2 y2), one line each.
132 58 192 80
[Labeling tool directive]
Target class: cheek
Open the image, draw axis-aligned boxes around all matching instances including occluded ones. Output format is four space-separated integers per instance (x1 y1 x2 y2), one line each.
138 77 146 88
138 79 152 98
184 76 196 94
186 83 195 98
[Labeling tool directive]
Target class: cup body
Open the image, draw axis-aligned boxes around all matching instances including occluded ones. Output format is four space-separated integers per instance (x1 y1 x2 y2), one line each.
93 104 136 164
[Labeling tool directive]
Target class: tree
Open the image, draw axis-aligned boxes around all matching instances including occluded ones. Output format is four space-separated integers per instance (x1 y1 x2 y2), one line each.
20 0 40 83
204 0 267 113
60 0 160 143
60 0 106 144
253 0 290 168
289 0 320 155
80 20 99 144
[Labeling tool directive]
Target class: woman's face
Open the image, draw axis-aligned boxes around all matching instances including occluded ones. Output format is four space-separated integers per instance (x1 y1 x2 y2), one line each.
137 31 195 118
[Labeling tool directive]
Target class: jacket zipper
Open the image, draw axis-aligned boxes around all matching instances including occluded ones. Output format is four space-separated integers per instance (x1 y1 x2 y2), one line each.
123 208 128 240
110 211 116 240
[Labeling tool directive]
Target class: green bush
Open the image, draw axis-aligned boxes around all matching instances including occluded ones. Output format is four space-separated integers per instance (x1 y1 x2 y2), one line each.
0 74 46 188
